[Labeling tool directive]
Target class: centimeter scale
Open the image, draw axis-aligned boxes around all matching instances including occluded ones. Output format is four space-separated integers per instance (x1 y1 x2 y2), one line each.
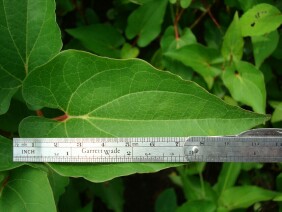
13 128 282 163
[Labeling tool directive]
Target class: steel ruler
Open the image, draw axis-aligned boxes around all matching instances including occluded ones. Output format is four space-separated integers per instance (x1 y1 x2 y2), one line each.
13 128 282 163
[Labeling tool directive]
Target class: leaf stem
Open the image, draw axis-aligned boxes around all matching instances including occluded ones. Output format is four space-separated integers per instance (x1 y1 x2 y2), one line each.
0 176 10 197
36 110 44 117
52 114 69 122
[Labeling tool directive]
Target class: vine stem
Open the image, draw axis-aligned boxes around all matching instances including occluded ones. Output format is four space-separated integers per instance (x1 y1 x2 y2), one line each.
174 6 185 40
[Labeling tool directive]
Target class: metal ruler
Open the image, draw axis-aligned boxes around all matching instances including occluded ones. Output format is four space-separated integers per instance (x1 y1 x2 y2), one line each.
13 128 282 163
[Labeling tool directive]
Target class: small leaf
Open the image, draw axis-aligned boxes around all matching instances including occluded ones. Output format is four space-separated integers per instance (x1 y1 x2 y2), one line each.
0 0 62 114
121 43 139 59
0 136 24 171
269 101 282 123
177 200 216 212
20 50 268 182
164 44 224 88
180 0 192 9
221 12 244 62
218 186 282 210
0 166 56 211
155 188 177 212
222 61 266 113
66 24 125 58
240 3 282 37
213 163 241 195
161 26 197 52
252 30 279 68
125 0 168 47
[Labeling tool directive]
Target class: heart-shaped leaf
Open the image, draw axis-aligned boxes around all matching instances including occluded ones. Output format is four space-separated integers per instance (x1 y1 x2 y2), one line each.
0 0 62 114
222 61 266 113
20 50 268 182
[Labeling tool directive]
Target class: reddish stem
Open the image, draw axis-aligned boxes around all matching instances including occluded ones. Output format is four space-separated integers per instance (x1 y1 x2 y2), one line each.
52 114 69 122
201 0 221 28
36 110 44 117
0 176 10 194
174 8 185 40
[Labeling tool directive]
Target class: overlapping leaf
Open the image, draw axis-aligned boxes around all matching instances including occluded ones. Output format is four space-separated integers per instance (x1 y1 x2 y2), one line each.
0 0 62 114
20 50 268 182
0 166 56 211
164 44 224 88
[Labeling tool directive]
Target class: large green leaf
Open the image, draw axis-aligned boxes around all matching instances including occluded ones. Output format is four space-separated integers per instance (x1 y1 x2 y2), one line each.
20 50 268 182
222 61 266 113
125 0 168 47
218 186 282 210
240 3 282 37
155 188 177 212
0 0 62 115
221 12 244 62
252 30 279 68
0 136 24 171
66 24 125 58
164 44 224 88
0 166 56 211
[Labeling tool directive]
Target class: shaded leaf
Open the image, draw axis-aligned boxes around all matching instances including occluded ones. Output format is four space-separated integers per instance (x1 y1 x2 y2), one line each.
164 44 224 88
0 166 56 211
66 24 125 58
221 12 244 62
20 50 268 182
48 169 69 204
177 200 216 212
240 3 282 37
180 0 192 8
155 188 177 212
0 0 62 114
125 0 168 47
252 30 279 68
0 136 24 171
222 61 266 113
218 186 282 210
213 163 241 195
91 178 124 212
0 98 34 132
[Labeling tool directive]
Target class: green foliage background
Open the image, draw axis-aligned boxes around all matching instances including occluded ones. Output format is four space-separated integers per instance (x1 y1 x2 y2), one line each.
1 0 282 211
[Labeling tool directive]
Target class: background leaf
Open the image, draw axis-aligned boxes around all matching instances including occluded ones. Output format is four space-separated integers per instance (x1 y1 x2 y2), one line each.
218 186 282 210
155 188 177 212
252 30 279 68
164 44 224 88
125 0 168 47
0 166 56 212
222 61 266 113
221 12 244 62
240 3 282 37
66 24 125 58
177 200 216 212
0 0 62 114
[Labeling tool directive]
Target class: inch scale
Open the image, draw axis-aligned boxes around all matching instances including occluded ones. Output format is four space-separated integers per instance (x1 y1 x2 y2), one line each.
13 128 282 163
